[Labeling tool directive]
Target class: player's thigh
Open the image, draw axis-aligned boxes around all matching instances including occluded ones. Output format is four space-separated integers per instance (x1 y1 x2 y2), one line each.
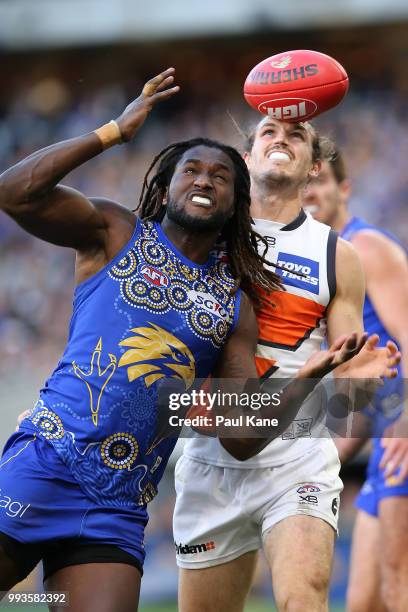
347 510 385 612
178 550 258 612
379 496 408 603
264 515 335 607
45 563 141 612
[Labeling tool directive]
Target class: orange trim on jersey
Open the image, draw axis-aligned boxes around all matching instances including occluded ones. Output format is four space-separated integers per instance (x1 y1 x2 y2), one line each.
257 290 325 349
255 356 277 378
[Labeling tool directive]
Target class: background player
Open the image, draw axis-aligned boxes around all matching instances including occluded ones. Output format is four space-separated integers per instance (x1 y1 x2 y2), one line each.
173 116 400 612
304 148 408 612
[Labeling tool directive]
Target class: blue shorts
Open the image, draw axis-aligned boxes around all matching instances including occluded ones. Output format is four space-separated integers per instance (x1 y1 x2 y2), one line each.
0 431 147 578
355 438 408 517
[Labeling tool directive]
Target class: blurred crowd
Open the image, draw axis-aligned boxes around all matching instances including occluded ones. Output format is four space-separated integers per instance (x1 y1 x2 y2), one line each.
1 34 406 607
0 42 407 388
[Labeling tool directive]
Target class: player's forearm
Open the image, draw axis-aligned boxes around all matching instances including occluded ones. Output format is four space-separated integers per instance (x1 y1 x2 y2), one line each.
0 133 104 211
220 377 319 460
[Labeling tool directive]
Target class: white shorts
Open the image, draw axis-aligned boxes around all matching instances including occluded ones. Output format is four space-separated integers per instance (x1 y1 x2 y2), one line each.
173 441 342 569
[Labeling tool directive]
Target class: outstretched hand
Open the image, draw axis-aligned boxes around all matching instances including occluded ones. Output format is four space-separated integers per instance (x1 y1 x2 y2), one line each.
298 332 369 379
115 68 180 141
298 332 400 381
15 409 31 432
335 335 401 380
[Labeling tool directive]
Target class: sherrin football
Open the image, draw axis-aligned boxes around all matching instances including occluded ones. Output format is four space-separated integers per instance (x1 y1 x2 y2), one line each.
244 50 349 122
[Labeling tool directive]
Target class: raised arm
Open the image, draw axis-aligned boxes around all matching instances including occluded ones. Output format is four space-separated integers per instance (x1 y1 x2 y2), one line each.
0 68 179 255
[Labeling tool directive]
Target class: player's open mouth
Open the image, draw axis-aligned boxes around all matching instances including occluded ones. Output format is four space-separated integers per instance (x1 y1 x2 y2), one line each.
190 195 214 208
267 151 291 162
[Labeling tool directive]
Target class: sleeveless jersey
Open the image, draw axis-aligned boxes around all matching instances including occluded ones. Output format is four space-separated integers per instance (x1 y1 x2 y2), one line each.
184 209 338 467
341 216 404 435
20 219 241 506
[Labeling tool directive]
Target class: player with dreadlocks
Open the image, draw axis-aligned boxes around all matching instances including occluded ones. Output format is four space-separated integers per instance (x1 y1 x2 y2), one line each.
0 68 398 611
135 136 281 305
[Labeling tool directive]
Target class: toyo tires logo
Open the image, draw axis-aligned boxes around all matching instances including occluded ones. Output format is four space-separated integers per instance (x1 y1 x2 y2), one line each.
259 98 317 120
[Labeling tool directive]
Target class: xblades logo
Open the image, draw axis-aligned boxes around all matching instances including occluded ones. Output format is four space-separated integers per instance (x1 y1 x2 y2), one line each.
332 498 338 516
298 494 318 505
175 541 216 555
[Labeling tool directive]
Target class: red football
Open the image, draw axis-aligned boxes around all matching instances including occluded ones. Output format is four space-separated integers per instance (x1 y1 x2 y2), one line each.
243 50 349 122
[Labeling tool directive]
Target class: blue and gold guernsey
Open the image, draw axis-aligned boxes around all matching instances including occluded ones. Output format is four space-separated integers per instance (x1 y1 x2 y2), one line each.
341 216 404 437
19 219 241 509
343 217 408 517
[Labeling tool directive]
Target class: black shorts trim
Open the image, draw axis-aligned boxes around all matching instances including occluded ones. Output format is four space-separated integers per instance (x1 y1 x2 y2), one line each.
43 543 143 582
0 531 41 583
0 532 143 583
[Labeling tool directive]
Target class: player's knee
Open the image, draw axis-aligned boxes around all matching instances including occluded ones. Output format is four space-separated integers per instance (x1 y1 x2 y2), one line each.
275 576 329 611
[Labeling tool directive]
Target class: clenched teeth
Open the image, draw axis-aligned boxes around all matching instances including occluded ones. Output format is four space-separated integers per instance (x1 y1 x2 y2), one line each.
268 151 291 162
191 195 212 205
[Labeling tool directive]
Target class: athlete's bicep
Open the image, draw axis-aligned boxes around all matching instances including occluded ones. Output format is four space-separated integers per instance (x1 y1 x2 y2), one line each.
4 184 110 250
327 238 365 344
214 293 259 380
353 231 408 346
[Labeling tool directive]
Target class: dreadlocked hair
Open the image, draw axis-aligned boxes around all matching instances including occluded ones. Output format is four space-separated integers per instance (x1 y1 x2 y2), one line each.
134 137 283 306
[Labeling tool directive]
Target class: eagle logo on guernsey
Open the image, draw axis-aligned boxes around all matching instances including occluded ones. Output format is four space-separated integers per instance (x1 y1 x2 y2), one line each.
118 323 195 389
270 55 292 69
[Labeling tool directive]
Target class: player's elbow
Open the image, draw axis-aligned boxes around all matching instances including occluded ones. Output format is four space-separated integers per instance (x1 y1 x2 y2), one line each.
0 169 31 213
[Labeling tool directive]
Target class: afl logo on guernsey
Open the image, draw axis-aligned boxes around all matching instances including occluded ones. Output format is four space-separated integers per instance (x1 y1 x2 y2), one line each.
188 291 229 321
139 264 169 287
277 252 319 294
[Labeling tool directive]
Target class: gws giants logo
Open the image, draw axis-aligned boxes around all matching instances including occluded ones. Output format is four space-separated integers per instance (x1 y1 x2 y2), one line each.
188 291 229 321
175 541 216 555
138 264 169 287
259 98 317 121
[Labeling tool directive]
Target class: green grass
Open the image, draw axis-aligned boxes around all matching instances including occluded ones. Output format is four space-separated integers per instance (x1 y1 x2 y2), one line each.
139 600 345 612
1 599 345 611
